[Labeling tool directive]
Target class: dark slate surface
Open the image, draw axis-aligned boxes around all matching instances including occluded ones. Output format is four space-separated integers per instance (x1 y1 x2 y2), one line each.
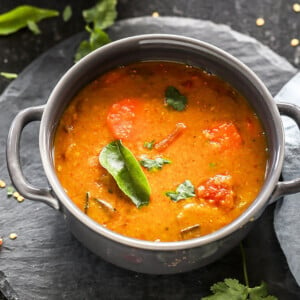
0 17 300 300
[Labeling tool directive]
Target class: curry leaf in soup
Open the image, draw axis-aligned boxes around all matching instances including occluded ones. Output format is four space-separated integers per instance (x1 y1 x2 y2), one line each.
140 157 171 171
0 5 59 35
99 140 151 208
166 180 195 202
165 86 187 111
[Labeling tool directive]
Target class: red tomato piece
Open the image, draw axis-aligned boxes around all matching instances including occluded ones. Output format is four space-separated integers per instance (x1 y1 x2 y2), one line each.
203 122 242 149
107 99 141 140
196 174 235 209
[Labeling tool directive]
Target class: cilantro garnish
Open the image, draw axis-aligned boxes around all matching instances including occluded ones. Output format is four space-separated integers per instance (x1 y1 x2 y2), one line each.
143 140 155 150
165 180 195 201
202 244 278 300
140 157 171 171
62 5 72 22
165 86 187 111
74 0 117 62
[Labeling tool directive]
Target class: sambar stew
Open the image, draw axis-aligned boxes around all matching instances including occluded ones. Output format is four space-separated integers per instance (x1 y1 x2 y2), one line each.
54 61 268 242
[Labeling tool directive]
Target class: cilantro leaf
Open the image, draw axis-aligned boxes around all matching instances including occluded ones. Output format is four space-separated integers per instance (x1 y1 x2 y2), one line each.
165 86 187 111
202 280 278 300
143 140 155 150
140 157 171 171
63 5 72 22
0 72 18 80
75 27 111 62
248 282 278 300
165 180 195 201
74 0 117 62
0 5 59 36
83 0 117 30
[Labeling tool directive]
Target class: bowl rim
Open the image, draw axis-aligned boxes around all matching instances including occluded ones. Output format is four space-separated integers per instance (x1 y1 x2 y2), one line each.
40 34 284 251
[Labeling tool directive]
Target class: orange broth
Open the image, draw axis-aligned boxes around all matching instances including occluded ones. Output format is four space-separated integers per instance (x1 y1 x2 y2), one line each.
54 61 268 242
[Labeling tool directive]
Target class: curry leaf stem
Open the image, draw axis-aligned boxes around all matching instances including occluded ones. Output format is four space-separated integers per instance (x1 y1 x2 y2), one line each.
240 242 249 287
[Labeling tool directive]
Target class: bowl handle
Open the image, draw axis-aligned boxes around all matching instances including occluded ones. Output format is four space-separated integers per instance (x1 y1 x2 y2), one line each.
272 102 300 201
6 105 60 210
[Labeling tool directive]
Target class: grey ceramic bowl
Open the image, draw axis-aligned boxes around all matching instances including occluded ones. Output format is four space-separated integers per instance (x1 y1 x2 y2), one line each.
6 34 300 274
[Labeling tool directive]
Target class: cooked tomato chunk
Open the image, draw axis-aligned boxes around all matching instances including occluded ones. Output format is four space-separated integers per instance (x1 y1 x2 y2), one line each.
196 174 235 209
203 122 242 149
107 99 141 140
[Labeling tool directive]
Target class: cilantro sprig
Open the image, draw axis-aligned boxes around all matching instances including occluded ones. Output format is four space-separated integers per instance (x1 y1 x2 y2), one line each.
140 157 171 171
74 0 117 62
202 244 278 300
165 180 195 201
165 86 187 111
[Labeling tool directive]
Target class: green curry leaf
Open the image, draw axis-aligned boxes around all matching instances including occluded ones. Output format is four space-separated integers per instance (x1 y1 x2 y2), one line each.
99 140 151 208
165 180 195 201
0 5 59 36
140 157 171 171
165 86 187 111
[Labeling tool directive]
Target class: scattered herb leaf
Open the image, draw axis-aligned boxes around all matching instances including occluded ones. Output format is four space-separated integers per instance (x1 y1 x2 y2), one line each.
63 5 72 22
0 72 18 80
0 5 59 36
74 26 111 62
84 192 90 214
209 162 217 168
83 0 117 30
165 180 195 201
7 186 15 197
143 140 155 150
27 20 40 35
165 86 187 111
202 279 277 300
99 140 151 208
140 157 171 171
74 0 117 62
201 243 278 300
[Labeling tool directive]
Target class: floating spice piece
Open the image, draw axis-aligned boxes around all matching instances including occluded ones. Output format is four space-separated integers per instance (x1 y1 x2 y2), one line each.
0 180 6 188
9 233 17 240
290 38 299 47
84 192 90 214
152 11 160 17
180 224 201 240
293 3 300 12
155 123 187 151
256 18 265 27
94 198 116 213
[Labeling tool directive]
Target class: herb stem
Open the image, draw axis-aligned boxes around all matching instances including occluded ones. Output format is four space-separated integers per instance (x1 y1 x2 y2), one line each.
240 242 249 287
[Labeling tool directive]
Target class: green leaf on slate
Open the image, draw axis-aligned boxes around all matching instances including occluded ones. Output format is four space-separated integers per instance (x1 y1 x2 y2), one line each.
63 5 72 22
0 5 59 35
99 140 151 208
